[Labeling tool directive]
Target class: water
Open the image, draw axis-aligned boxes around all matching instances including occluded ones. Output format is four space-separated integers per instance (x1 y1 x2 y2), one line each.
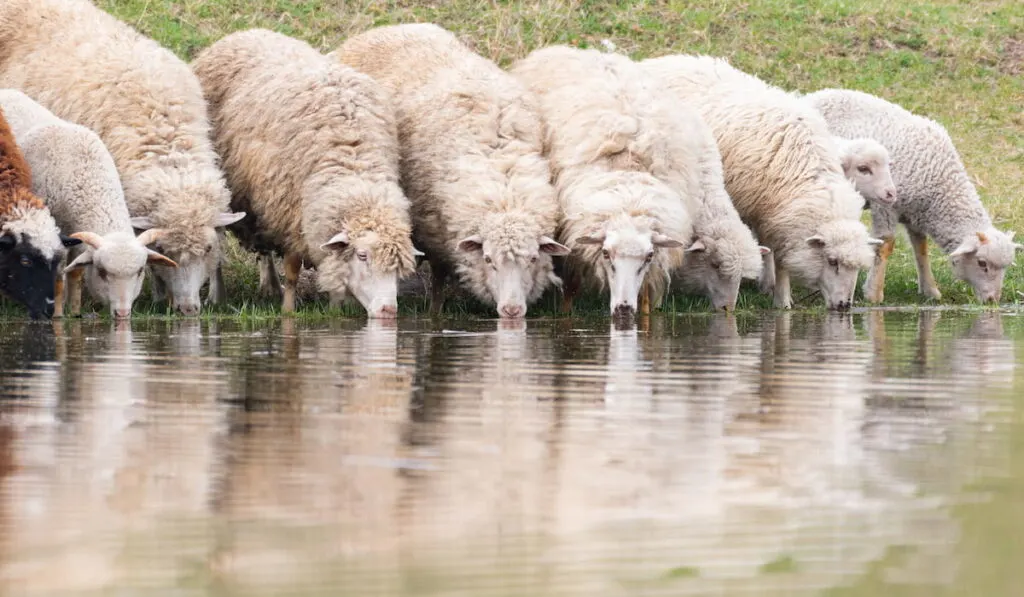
0 310 1022 596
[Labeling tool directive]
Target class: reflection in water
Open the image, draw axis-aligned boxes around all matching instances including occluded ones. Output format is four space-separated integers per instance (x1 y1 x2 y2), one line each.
0 310 1019 595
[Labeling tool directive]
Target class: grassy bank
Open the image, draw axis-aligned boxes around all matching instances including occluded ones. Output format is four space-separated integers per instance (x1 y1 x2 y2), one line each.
44 0 1021 318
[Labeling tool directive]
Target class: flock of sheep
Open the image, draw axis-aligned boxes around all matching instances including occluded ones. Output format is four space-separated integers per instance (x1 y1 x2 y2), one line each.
0 0 1017 321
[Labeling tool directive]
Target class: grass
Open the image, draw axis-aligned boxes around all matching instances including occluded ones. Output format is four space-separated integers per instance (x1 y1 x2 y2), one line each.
15 0 1021 320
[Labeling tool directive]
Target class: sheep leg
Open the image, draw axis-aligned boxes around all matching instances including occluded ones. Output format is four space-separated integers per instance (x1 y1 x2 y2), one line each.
639 283 651 315
862 236 895 303
560 270 580 314
67 269 84 317
772 255 792 309
53 275 65 319
429 262 449 317
908 229 941 300
758 250 776 294
207 260 226 305
282 253 302 315
258 254 283 299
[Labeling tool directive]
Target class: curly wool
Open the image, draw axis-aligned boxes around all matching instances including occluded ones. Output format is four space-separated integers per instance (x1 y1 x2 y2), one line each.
510 46 695 302
805 88 1015 267
0 0 232 262
333 23 562 306
192 29 416 299
641 55 876 279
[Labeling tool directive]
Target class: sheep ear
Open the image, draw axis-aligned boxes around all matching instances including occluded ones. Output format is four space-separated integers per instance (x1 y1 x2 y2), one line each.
320 231 350 252
146 249 179 268
60 235 83 248
950 237 980 258
805 235 827 249
976 231 989 245
62 251 93 274
70 231 105 250
539 236 571 256
214 212 246 228
135 228 168 247
457 235 483 253
759 245 772 255
685 239 706 253
652 233 684 248
130 216 156 230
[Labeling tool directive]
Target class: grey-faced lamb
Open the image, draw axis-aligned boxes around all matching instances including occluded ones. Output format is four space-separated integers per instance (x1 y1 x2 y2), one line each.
192 29 419 318
642 55 881 310
805 88 1020 303
332 23 569 319
511 45 699 316
0 0 245 316
0 89 178 319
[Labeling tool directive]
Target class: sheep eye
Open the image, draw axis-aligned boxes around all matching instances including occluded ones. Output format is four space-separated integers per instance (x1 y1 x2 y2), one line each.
357 250 369 262
484 256 492 264
857 166 871 175
205 244 213 255
530 256 538 264
19 255 31 267
827 257 839 268
97 268 108 281
978 259 988 270
602 249 610 260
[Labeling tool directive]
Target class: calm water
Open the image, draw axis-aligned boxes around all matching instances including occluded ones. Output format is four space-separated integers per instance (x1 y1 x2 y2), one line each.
0 310 1022 596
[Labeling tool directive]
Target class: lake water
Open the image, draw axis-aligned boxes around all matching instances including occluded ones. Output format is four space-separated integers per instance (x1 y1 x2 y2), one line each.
0 310 1021 596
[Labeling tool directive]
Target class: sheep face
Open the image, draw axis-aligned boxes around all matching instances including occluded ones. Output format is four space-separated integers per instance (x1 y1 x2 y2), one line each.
682 224 768 311
839 138 896 206
791 220 880 310
318 229 418 319
457 231 570 319
132 212 244 316
0 231 79 319
950 229 1022 304
63 230 178 319
577 218 683 317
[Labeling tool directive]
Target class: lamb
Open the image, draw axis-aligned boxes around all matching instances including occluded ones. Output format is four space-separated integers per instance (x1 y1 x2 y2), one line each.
641 55 881 310
835 136 897 207
0 89 179 319
0 0 245 316
332 24 569 319
0 105 79 319
192 29 419 318
805 88 1020 303
511 46 695 316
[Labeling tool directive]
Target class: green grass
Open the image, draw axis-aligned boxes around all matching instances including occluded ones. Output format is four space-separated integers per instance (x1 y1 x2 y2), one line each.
20 0 1019 320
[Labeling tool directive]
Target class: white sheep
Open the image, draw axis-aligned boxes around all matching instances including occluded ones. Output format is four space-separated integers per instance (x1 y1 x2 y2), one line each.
192 29 419 318
0 89 179 319
332 23 569 319
0 0 245 316
511 46 695 316
642 55 881 310
835 136 897 207
805 88 1021 303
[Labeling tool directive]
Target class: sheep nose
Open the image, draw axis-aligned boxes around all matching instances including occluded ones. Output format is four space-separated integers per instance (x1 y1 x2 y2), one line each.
720 304 733 313
885 189 896 202
178 303 200 317
983 293 1000 304
500 304 524 319
833 300 851 312
114 309 131 320
612 303 635 318
373 305 398 319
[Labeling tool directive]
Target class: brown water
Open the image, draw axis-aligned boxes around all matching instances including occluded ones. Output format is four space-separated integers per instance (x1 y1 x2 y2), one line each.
0 310 1022 596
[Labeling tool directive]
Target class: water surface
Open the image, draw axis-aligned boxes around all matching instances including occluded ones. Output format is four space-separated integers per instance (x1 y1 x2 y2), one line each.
0 310 1022 596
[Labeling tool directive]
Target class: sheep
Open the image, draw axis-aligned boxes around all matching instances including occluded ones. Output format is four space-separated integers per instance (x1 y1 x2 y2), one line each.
835 136 897 207
510 46 698 316
805 88 1021 303
192 29 419 318
641 55 881 310
0 89 179 319
332 23 569 319
0 105 80 319
0 0 245 316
